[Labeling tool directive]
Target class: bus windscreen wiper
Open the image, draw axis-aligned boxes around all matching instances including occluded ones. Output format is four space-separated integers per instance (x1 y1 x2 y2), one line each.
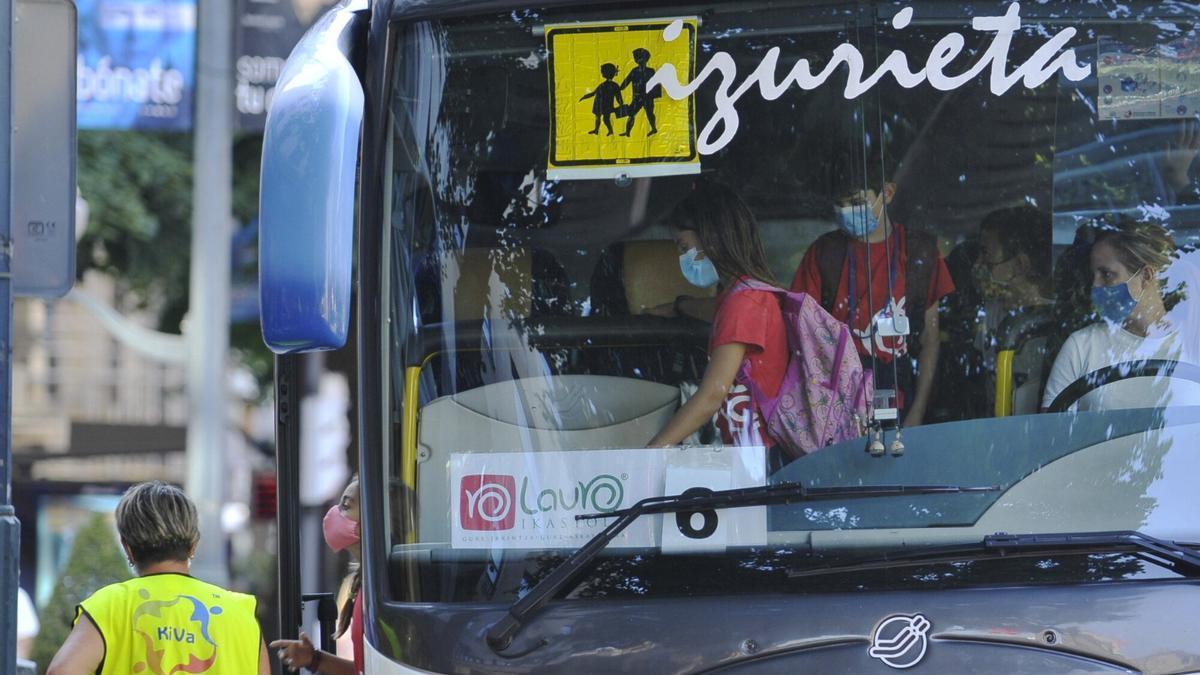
485 480 1000 652
789 530 1200 580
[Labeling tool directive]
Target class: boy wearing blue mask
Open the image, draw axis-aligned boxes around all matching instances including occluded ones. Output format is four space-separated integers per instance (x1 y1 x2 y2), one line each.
790 177 955 427
1042 218 1182 411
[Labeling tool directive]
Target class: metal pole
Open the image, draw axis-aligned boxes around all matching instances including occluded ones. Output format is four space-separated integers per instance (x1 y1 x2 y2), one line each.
276 354 303 640
300 351 323 644
0 2 18 672
186 0 233 587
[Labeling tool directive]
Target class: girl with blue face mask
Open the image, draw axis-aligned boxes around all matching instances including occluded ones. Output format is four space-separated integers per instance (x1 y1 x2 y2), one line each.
649 179 789 453
1042 219 1179 412
676 231 721 288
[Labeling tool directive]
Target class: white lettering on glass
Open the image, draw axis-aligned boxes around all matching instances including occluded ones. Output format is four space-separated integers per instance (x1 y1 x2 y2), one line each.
649 2 1093 154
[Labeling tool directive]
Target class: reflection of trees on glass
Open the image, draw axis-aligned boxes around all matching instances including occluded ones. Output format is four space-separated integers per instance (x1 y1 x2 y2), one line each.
1109 420 1168 528
1052 25 1200 229
380 4 1200 613
475 547 1168 604
391 17 565 400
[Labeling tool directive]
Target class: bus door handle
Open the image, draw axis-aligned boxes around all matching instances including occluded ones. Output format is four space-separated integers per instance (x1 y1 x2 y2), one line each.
302 592 339 654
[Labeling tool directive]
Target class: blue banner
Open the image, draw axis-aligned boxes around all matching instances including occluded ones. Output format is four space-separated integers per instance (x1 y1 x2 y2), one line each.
76 0 196 131
235 0 340 130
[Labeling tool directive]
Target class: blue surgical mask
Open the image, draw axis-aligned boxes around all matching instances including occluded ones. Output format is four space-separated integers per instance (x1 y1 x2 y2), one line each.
1091 269 1144 325
835 204 880 239
679 248 719 288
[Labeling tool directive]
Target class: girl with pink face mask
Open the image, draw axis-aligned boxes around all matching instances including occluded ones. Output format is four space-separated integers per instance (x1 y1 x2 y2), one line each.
271 477 363 674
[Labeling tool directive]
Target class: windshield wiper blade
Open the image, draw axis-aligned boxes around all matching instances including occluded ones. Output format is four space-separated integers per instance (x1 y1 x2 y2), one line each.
485 481 1000 652
987 530 1200 575
789 530 1200 580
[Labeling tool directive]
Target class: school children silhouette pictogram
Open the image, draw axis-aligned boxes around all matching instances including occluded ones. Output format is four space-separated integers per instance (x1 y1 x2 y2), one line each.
580 62 625 135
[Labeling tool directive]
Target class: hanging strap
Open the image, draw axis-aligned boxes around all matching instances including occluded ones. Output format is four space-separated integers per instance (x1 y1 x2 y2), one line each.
847 234 900 327
904 228 938 353
815 231 849 312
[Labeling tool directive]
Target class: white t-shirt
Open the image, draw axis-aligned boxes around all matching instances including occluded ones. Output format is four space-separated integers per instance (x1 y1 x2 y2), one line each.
1043 322 1200 411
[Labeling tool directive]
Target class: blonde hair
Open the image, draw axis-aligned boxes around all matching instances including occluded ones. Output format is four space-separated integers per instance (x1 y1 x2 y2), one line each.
1094 217 1176 276
115 481 199 567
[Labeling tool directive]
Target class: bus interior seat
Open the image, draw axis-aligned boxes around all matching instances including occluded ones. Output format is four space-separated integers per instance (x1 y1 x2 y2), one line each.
930 237 989 423
529 248 574 316
1048 224 1098 359
994 306 1056 416
586 240 711 385
421 246 573 324
415 375 679 542
420 245 575 395
932 234 1059 420
444 246 533 321
590 240 716 316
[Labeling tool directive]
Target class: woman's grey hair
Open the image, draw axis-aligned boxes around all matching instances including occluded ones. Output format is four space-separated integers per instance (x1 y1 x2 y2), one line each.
115 481 199 567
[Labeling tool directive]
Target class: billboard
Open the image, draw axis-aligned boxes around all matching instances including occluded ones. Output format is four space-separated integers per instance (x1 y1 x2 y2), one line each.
235 0 340 130
76 0 196 131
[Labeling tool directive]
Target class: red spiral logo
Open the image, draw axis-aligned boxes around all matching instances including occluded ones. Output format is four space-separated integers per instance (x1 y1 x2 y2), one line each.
460 474 517 530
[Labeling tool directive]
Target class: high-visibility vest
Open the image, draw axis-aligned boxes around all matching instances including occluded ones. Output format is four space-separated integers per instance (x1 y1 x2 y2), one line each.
76 573 260 675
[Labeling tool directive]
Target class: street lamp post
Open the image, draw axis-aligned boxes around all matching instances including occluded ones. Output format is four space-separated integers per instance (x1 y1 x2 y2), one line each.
186 0 234 587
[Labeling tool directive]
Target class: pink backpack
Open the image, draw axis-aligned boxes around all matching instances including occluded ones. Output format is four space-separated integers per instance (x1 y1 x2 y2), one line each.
732 279 872 458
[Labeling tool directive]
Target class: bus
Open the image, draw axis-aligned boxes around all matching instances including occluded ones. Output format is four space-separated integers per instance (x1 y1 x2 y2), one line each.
258 0 1200 672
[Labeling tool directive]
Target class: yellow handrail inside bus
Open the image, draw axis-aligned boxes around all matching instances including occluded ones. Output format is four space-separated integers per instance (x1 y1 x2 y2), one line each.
994 349 1015 417
402 366 420 489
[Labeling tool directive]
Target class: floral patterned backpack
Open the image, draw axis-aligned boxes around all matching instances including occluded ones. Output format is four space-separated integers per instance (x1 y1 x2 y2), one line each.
732 279 872 458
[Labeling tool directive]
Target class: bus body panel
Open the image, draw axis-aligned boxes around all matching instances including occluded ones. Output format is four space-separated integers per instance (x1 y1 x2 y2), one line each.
362 581 1200 673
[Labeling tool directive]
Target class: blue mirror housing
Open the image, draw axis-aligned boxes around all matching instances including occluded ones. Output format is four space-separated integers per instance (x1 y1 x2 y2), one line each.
259 3 365 353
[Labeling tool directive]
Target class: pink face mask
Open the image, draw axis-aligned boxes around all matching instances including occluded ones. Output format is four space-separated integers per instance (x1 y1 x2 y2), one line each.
322 504 360 552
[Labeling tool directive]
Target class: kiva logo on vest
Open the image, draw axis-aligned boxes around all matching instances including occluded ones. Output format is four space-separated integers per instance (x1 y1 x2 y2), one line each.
648 2 1093 154
131 591 222 674
156 626 198 643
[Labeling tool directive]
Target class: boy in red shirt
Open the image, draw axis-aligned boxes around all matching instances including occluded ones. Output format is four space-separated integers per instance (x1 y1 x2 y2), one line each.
791 177 954 427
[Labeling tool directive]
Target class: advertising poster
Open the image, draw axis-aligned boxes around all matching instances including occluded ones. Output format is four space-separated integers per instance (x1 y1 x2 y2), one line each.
1099 36 1200 121
76 0 196 131
449 447 766 550
546 18 700 181
235 0 340 131
1159 36 1200 119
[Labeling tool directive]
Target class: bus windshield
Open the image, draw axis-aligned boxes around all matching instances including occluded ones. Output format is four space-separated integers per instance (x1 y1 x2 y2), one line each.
381 0 1200 604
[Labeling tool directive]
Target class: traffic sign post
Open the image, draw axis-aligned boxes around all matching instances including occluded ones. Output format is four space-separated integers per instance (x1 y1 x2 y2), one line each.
3 2 77 673
2 3 20 671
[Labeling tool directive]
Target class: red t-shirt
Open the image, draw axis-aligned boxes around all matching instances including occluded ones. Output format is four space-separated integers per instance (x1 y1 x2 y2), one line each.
710 279 788 447
352 588 363 673
790 224 954 362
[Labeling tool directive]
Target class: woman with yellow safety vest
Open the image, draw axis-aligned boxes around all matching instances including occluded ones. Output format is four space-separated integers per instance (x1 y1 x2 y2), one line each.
46 482 270 675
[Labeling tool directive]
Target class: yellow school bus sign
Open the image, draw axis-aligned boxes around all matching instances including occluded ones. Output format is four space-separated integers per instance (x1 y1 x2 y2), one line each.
546 18 699 181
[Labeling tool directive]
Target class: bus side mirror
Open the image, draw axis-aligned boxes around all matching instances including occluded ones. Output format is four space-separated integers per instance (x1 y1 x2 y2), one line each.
258 5 364 353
